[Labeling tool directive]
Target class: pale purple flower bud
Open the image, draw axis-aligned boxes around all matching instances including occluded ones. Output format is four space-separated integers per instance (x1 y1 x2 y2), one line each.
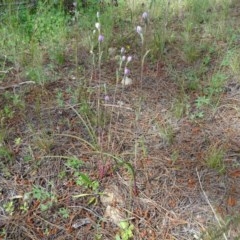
120 47 125 54
142 12 148 20
127 56 132 63
136 26 142 34
121 55 126 61
95 22 100 30
98 34 104 42
124 67 130 76
104 95 110 101
97 12 100 18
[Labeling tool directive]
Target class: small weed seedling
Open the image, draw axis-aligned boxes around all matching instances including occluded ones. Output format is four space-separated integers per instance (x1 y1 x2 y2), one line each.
20 202 29 213
116 221 134 240
172 96 190 119
58 207 70 219
190 95 211 119
65 156 84 170
195 96 211 109
205 73 227 97
0 145 13 161
3 200 14 216
75 173 99 192
31 185 57 212
157 122 175 145
205 145 226 174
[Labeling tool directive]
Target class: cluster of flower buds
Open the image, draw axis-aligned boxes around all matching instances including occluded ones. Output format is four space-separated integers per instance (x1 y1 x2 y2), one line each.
120 47 132 77
95 12 104 42
136 12 149 44
142 12 148 23
93 11 149 88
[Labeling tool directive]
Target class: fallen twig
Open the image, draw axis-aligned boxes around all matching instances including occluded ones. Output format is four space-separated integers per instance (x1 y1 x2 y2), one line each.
0 81 35 90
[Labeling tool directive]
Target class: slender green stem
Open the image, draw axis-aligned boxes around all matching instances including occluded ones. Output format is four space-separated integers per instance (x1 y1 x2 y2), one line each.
140 49 151 90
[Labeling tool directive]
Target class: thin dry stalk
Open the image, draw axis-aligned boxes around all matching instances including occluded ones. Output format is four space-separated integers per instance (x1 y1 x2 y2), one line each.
196 168 228 240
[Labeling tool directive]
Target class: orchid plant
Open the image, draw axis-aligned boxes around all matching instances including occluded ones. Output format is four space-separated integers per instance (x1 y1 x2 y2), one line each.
94 12 105 126
136 12 151 90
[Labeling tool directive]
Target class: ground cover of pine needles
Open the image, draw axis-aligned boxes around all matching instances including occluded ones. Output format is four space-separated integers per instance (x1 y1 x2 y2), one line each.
1 0 240 239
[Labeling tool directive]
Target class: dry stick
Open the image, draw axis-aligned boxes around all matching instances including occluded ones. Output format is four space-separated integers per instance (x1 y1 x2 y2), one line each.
33 213 71 237
0 81 35 90
69 205 104 220
102 103 133 111
196 168 228 240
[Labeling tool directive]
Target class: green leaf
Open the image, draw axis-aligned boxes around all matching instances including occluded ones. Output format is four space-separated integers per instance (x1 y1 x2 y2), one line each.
115 235 121 240
119 221 129 230
88 196 97 205
122 162 135 179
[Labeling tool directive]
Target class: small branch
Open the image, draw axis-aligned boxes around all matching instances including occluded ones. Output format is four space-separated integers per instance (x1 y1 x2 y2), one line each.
102 103 133 110
0 70 9 73
0 81 35 90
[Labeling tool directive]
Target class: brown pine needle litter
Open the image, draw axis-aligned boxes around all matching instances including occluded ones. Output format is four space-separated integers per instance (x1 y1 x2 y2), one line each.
1 0 240 239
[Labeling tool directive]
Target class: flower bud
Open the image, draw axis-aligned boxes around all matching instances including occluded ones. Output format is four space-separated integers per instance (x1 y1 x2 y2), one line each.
95 22 100 30
136 26 142 34
127 56 132 63
120 47 125 54
104 95 110 101
98 34 104 42
142 12 148 20
124 67 130 76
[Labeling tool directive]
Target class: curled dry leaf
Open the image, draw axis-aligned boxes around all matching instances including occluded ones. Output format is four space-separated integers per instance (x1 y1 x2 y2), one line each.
227 196 237 207
72 218 91 229
229 169 240 177
104 205 125 226
100 184 125 207
101 184 126 226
